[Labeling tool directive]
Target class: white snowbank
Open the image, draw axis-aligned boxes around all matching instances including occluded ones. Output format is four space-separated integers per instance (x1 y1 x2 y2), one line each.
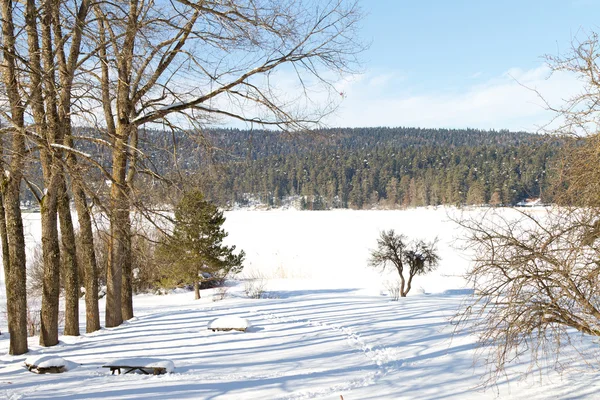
208 316 251 331
106 358 175 373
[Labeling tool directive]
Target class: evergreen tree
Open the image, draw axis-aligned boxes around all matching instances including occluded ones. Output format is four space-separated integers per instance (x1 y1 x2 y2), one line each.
157 190 244 299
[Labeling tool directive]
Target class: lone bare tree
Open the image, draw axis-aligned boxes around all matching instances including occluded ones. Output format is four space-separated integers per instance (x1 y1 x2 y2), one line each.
369 230 439 297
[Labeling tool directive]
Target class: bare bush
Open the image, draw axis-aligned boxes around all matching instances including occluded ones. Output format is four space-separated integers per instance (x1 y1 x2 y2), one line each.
26 246 45 297
24 298 64 337
383 280 401 301
26 301 41 338
212 286 230 302
455 207 600 384
243 273 268 299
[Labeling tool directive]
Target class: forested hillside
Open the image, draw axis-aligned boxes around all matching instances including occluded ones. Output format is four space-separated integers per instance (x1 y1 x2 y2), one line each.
20 127 558 210
137 127 560 209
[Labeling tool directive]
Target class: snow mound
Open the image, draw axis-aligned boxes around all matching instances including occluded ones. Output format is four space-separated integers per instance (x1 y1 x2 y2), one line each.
25 355 70 373
208 316 251 332
106 358 175 373
25 355 67 369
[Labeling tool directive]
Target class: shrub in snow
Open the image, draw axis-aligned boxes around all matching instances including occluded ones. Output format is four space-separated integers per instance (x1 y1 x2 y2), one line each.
212 286 229 302
243 272 267 299
383 280 401 301
208 316 251 332
22 298 63 337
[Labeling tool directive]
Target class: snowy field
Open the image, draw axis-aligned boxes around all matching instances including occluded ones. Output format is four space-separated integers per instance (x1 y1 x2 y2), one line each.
1 208 600 399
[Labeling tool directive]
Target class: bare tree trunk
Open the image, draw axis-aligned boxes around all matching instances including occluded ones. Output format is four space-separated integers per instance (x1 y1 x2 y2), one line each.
106 132 129 327
58 181 79 336
194 281 200 300
0 190 9 337
1 0 29 356
399 273 406 297
403 275 413 297
73 184 100 332
39 181 61 347
4 179 28 354
122 128 138 321
105 224 123 327
95 4 127 328
121 219 133 320
51 0 94 332
34 0 63 348
0 191 10 286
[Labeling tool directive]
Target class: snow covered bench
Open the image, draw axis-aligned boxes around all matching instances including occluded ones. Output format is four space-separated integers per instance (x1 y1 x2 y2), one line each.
208 316 251 332
102 358 175 375
25 355 68 374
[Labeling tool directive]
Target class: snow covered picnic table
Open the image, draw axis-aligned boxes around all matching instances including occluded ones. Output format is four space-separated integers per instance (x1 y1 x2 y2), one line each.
25 355 68 374
102 358 175 375
208 316 251 332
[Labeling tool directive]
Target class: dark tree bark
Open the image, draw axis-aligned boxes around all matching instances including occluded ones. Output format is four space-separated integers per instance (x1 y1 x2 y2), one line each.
73 185 101 332
194 280 200 300
121 220 133 320
122 128 138 321
52 0 94 333
58 182 80 336
1 0 29 355
0 191 10 290
3 177 28 354
31 0 63 347
106 131 129 327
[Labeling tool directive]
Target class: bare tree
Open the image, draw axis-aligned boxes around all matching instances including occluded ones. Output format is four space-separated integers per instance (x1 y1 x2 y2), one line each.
1 0 30 355
85 0 363 327
369 230 439 297
25 0 64 348
1 0 97 351
456 31 600 384
456 208 600 384
51 0 95 335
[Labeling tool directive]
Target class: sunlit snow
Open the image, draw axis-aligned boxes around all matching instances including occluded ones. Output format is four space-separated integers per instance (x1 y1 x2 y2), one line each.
1 208 599 399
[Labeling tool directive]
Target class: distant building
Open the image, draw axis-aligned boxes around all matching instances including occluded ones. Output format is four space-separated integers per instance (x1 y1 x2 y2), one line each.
515 198 542 207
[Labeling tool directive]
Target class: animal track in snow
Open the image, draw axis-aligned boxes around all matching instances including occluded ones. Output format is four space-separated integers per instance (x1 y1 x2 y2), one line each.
252 309 399 369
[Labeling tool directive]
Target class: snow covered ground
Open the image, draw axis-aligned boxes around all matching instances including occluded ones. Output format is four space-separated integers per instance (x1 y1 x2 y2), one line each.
1 208 599 399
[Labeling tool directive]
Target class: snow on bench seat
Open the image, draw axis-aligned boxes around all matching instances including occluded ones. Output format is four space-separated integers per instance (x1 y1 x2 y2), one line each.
208 316 251 332
25 355 68 374
102 358 175 375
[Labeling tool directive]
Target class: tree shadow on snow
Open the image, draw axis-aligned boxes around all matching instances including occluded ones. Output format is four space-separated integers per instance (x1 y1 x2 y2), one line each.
261 288 359 299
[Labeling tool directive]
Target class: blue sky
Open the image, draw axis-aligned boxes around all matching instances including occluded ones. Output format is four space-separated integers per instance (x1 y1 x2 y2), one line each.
327 0 600 131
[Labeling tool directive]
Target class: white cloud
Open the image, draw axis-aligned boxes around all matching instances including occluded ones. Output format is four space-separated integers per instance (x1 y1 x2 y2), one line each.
327 65 582 132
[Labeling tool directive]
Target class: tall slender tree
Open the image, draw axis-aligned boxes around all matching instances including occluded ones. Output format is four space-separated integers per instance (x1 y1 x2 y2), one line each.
1 0 30 355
